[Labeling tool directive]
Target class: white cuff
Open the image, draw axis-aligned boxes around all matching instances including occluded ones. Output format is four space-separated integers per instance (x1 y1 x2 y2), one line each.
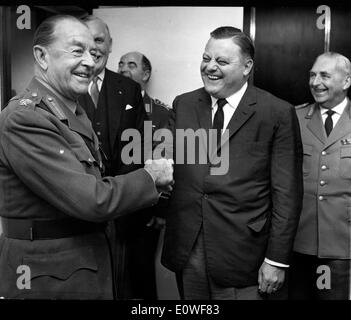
264 257 289 268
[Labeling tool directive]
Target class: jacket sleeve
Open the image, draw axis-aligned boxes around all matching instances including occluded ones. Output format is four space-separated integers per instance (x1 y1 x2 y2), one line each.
265 104 304 264
0 106 159 223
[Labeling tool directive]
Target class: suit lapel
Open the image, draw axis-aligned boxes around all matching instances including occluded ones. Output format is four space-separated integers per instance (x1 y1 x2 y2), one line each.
324 101 351 148
102 69 124 152
220 85 256 148
195 89 212 131
306 104 326 144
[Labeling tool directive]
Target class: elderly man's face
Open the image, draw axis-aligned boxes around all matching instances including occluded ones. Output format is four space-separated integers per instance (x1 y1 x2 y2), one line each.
45 19 96 100
309 55 350 109
118 52 149 87
85 19 112 75
200 37 252 99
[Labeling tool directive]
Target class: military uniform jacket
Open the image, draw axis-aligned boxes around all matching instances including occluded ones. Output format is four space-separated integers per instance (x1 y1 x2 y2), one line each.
0 77 159 299
143 92 170 131
294 101 351 259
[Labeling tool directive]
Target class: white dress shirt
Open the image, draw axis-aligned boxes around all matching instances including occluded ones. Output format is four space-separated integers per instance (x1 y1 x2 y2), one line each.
210 82 248 131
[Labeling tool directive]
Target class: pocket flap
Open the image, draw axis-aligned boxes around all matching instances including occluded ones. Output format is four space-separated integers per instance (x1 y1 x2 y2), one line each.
303 144 313 156
71 145 96 166
340 146 351 158
23 247 98 280
247 216 268 232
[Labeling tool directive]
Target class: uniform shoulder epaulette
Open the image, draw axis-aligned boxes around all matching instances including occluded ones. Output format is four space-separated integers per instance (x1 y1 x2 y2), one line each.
295 102 310 109
153 98 171 110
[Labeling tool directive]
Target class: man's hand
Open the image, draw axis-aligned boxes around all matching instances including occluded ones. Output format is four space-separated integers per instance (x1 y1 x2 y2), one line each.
258 261 285 294
144 158 174 193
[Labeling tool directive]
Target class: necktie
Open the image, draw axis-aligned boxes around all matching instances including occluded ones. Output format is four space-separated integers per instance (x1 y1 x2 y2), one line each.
324 109 335 137
213 98 227 144
90 76 100 108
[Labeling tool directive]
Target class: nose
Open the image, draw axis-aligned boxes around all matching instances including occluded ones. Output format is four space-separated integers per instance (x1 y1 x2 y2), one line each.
310 74 321 87
206 59 218 72
81 51 95 68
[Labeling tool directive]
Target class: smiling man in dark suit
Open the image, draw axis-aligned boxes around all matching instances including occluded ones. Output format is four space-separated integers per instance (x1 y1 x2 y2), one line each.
78 16 149 299
161 26 303 299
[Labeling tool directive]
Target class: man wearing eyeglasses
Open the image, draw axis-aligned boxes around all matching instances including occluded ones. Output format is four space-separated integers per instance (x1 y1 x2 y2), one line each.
0 15 174 299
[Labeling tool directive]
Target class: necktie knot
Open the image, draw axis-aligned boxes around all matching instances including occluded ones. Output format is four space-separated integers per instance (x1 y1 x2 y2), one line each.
217 98 227 109
326 109 335 117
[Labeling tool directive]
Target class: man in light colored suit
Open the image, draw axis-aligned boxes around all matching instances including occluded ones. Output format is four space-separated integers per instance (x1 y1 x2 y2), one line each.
161 26 303 300
290 52 351 299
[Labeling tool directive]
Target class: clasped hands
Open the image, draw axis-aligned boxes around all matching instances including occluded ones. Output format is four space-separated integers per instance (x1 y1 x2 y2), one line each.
144 158 175 194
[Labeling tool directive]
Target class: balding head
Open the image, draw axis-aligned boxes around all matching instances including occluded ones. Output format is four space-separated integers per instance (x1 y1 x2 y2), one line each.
118 51 152 90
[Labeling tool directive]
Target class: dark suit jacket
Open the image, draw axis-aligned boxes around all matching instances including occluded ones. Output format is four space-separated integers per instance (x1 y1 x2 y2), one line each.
161 85 303 287
294 101 351 259
0 78 159 299
79 68 147 176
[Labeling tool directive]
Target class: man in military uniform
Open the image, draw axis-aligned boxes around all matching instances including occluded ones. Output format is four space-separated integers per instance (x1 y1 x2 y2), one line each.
117 51 171 299
290 52 351 299
0 15 173 299
118 51 170 131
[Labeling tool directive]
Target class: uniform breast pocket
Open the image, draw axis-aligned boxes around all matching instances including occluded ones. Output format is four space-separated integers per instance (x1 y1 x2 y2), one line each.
303 144 313 176
70 144 101 173
339 146 351 179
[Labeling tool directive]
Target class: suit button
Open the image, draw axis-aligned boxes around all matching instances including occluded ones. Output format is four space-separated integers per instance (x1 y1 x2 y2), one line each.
321 151 327 156
96 122 101 126
203 194 209 199
320 180 326 186
321 165 327 170
318 195 324 201
97 131 101 136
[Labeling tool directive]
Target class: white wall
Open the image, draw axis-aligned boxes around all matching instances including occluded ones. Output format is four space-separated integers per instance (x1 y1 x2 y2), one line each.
94 6 243 106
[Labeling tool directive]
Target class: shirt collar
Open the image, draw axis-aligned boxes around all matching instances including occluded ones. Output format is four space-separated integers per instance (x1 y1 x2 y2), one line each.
96 68 105 82
210 82 248 109
320 97 348 115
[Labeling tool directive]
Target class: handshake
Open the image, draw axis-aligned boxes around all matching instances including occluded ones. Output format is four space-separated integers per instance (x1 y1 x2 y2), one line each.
144 158 174 194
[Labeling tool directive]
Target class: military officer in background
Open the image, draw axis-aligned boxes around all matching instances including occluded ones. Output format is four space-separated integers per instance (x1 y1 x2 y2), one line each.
118 51 170 132
0 15 173 299
117 51 171 299
290 52 351 299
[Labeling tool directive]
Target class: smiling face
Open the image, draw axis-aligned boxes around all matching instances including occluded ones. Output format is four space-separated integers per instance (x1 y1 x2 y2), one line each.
309 54 351 109
118 52 150 88
200 37 253 99
42 19 96 100
84 18 112 76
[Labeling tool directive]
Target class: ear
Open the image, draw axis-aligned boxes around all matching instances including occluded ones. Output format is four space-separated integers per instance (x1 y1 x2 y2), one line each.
108 37 113 54
33 45 49 71
142 70 151 83
243 58 254 77
343 74 351 90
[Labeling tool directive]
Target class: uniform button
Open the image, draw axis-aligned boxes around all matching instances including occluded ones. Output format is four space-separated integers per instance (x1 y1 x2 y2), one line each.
321 151 327 156
203 194 209 199
320 180 326 186
318 195 324 201
321 165 327 170
97 131 101 136
88 158 93 163
31 92 37 97
48 97 53 102
96 122 101 126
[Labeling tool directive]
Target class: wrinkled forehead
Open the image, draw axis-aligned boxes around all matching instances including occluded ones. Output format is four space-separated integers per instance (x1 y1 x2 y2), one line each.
52 19 96 49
